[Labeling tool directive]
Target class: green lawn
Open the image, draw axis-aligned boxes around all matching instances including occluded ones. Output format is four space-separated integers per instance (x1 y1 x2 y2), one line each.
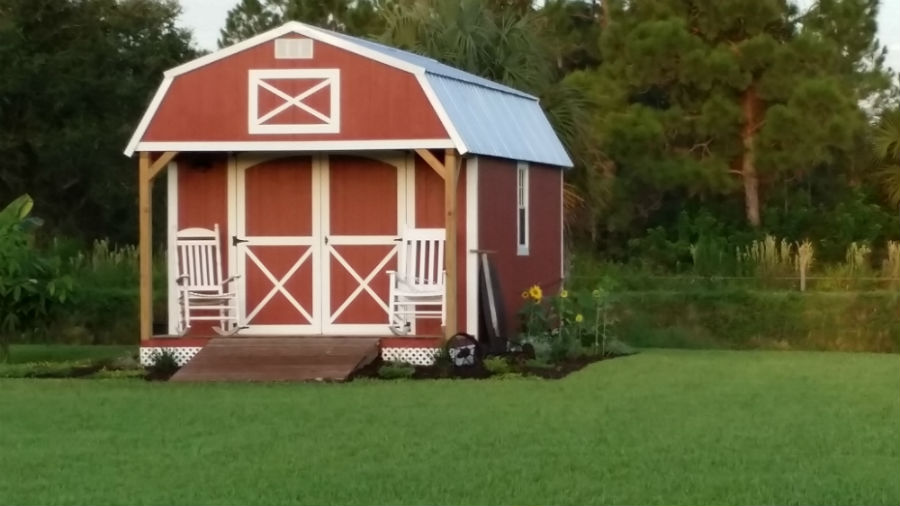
4 344 134 364
1 349 897 505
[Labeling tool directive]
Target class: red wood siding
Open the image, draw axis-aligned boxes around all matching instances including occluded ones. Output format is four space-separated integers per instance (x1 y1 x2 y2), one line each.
478 157 562 338
143 37 447 143
176 154 229 335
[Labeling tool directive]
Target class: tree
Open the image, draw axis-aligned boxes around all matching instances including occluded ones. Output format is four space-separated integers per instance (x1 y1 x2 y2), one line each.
872 107 900 207
378 0 597 233
0 0 197 244
569 0 891 229
218 0 383 47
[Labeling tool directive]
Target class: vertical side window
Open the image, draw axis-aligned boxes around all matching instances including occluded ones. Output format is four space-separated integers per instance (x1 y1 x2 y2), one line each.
517 162 529 256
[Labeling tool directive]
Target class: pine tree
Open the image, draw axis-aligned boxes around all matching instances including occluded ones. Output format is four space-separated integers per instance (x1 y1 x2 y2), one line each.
571 0 891 228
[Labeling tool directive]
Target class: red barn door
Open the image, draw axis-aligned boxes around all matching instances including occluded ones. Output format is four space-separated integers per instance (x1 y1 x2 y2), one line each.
323 154 405 334
235 155 319 334
232 153 405 335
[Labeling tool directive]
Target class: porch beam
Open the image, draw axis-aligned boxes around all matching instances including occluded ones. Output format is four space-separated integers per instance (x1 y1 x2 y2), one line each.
443 148 459 339
148 151 177 180
138 152 153 342
414 148 446 180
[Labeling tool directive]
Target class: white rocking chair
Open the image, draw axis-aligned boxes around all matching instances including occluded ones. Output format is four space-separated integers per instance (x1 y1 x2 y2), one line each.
388 228 446 336
174 225 240 335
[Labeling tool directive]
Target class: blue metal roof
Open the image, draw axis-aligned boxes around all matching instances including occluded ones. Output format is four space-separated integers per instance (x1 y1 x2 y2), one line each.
316 28 573 167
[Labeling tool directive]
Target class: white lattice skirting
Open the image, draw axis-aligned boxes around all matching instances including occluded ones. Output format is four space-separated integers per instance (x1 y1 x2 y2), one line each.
139 347 202 367
381 347 439 366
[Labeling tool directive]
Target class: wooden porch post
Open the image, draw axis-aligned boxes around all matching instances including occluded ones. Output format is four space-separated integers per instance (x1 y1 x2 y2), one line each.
138 151 178 342
414 148 460 340
138 152 153 342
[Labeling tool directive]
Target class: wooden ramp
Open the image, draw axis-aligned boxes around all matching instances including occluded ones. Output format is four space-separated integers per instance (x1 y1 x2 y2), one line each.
170 337 379 382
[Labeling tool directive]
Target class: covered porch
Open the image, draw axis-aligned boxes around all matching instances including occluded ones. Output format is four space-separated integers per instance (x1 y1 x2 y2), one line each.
137 148 465 344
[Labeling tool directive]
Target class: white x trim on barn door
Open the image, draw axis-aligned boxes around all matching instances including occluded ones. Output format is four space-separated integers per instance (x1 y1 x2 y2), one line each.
243 246 314 324
326 242 398 323
233 153 323 335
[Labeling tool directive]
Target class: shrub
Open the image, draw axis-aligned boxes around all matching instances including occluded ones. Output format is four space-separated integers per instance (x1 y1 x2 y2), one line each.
147 349 180 379
0 195 74 360
483 356 511 375
377 361 415 379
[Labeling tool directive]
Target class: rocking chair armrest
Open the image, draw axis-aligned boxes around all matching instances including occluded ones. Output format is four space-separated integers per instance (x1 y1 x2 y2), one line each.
222 274 241 289
175 275 189 285
222 274 241 284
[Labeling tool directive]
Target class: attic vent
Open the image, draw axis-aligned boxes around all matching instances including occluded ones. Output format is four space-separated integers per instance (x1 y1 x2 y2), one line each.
275 38 313 59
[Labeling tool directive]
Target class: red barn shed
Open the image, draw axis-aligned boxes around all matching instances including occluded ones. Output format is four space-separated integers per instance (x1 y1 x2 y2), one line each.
127 22 571 368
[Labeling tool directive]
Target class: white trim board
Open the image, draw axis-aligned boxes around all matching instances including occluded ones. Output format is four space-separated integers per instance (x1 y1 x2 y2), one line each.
465 156 479 339
124 76 173 157
134 140 455 153
166 161 179 336
123 21 469 157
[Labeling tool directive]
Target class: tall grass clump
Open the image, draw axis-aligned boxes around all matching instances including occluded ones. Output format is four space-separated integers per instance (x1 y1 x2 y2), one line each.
738 235 794 277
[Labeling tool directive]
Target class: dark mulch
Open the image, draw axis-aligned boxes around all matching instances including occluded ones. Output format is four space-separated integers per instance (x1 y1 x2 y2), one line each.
144 368 178 381
28 363 106 379
353 349 624 381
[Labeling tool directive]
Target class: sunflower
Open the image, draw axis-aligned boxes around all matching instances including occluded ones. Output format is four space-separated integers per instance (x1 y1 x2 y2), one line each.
591 289 602 299
521 290 529 299
560 289 569 298
575 313 584 323
528 284 543 302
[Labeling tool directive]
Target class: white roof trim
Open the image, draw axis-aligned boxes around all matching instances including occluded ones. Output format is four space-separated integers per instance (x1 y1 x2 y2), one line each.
415 73 468 155
124 76 173 156
134 139 456 152
124 21 461 156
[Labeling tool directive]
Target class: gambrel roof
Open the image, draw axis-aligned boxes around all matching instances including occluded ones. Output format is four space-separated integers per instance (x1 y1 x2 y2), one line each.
125 21 572 168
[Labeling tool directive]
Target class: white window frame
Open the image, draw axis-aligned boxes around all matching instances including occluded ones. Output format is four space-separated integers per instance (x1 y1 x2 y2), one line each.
516 162 529 256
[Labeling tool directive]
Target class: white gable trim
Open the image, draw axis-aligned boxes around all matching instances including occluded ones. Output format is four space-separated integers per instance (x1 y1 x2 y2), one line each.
416 73 468 155
124 76 173 156
124 21 466 156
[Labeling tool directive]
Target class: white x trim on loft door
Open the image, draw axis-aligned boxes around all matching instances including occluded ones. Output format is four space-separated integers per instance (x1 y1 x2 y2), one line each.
248 69 340 135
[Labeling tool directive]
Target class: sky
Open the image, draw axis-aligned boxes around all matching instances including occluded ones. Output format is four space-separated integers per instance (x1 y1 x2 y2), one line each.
177 0 900 72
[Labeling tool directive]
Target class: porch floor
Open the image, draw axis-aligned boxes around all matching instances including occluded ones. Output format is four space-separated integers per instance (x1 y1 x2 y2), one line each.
169 337 380 382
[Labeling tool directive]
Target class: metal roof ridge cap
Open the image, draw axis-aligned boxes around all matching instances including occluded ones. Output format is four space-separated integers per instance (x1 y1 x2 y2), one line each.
424 70 538 100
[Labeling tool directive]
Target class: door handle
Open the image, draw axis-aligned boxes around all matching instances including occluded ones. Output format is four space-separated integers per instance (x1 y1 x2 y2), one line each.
232 236 248 246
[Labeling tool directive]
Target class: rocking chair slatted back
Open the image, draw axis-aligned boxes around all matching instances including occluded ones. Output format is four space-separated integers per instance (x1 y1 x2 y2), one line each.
399 228 445 289
176 225 224 291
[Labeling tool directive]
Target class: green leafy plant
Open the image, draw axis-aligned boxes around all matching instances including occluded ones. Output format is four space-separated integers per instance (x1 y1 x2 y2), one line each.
518 283 619 362
377 361 415 380
589 278 619 356
0 195 74 361
483 356 511 375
